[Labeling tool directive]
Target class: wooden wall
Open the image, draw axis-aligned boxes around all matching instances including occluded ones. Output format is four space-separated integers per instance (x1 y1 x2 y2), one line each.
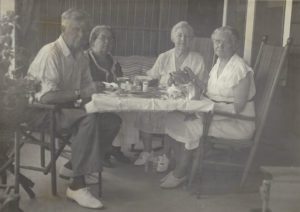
25 0 194 57
19 0 223 58
252 1 285 65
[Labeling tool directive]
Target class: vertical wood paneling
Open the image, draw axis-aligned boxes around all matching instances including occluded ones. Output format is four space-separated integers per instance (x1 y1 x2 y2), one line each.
33 0 189 57
124 0 130 55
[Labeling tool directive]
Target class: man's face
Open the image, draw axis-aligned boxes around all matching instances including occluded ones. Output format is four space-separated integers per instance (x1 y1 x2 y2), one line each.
63 19 90 51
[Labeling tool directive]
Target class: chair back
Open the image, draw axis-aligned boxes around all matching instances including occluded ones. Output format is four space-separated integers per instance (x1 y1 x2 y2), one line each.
253 37 292 141
189 37 215 71
115 55 156 77
190 37 292 190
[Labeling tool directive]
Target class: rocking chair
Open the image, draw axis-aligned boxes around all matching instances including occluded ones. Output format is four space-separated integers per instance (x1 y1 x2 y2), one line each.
189 36 292 196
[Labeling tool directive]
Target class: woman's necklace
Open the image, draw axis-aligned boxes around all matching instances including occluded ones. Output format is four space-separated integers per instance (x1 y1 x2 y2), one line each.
90 51 112 71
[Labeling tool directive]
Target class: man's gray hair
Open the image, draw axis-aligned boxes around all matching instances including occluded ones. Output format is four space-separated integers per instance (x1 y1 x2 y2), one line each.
171 21 194 42
211 26 240 45
61 8 90 31
89 25 114 46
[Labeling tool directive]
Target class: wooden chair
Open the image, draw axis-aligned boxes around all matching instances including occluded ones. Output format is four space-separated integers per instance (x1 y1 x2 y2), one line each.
188 37 293 195
14 103 103 197
0 128 32 211
0 193 23 212
189 37 215 71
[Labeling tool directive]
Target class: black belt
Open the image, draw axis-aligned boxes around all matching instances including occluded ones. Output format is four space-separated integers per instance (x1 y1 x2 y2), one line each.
204 94 254 104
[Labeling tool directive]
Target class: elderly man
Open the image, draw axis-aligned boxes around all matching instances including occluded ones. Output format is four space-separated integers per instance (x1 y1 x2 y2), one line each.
27 8 121 209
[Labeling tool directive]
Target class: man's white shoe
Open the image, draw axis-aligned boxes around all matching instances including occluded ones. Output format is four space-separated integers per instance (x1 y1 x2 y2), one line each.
134 152 153 166
66 187 103 209
156 154 169 172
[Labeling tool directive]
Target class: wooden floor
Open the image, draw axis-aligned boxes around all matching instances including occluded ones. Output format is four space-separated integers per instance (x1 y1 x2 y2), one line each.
12 130 299 212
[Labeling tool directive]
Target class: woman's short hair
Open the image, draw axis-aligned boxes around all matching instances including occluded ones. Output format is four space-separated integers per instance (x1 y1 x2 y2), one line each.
211 26 240 46
89 25 114 46
61 8 90 31
170 21 194 42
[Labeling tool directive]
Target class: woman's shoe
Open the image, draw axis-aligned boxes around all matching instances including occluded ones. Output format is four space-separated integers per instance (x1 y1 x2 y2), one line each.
110 146 131 164
156 154 169 172
160 171 172 183
160 172 187 189
134 151 153 166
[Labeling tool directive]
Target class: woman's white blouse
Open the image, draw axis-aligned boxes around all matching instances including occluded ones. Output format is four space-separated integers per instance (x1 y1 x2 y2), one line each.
206 54 256 117
147 48 207 86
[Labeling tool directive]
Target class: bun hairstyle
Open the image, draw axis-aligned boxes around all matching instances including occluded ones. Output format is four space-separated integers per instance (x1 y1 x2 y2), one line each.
170 21 194 43
211 26 240 49
89 25 114 46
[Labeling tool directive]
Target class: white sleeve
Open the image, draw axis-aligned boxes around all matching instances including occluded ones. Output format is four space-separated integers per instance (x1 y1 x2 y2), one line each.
28 51 61 101
146 54 163 80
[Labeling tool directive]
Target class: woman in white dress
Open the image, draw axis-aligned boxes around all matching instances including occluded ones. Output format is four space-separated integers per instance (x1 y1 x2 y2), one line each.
161 26 256 188
134 21 207 172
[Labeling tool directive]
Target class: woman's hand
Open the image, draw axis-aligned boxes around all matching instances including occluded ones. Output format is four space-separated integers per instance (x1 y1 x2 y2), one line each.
183 66 206 99
170 69 191 85
183 67 196 81
168 73 175 86
184 113 198 121
171 111 198 121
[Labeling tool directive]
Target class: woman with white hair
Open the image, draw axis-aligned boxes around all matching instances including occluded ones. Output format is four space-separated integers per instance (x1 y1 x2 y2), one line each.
87 25 131 166
134 21 207 172
160 26 256 189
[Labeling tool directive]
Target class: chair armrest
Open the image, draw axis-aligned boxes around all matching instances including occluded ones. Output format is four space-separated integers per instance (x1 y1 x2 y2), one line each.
28 102 58 110
214 110 255 122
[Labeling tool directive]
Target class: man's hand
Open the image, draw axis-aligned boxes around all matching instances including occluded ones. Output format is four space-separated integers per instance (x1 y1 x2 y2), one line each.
81 97 92 105
80 83 98 98
94 81 105 92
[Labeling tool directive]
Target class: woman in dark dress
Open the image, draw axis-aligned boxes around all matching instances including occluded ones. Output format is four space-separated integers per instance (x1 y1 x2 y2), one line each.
88 25 130 166
88 25 122 83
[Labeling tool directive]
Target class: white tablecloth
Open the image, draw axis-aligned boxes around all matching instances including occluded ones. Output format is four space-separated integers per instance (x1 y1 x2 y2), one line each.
84 93 214 148
85 93 214 113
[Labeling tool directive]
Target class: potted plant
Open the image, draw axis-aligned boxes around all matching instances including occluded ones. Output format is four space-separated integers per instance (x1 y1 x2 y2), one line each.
0 11 39 129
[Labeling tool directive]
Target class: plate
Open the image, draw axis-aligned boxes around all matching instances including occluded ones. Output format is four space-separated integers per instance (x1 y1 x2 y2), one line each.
134 75 152 81
116 77 130 82
103 90 118 95
129 89 147 94
103 82 119 90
